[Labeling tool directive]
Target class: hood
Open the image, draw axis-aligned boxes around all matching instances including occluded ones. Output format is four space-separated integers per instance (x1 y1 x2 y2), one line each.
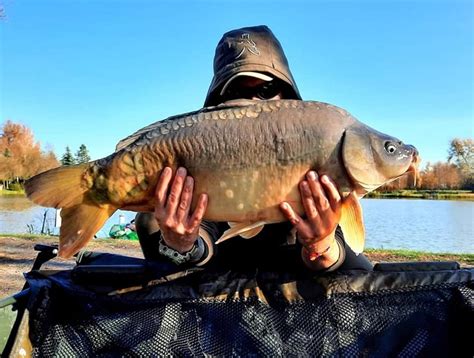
204 25 302 107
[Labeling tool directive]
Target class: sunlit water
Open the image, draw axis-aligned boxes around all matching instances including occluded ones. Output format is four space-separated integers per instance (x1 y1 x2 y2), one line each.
0 196 472 254
0 196 136 238
361 198 473 253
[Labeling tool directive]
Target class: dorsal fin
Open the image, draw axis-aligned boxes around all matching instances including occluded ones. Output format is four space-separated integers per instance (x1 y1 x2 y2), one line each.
115 101 254 152
115 120 164 151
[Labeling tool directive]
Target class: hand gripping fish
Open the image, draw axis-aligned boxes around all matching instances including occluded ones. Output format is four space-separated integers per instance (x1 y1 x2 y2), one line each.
25 100 420 258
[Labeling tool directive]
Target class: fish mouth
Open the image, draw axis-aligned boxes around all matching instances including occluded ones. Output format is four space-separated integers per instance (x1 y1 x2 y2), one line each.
389 147 421 187
405 147 421 187
347 146 421 197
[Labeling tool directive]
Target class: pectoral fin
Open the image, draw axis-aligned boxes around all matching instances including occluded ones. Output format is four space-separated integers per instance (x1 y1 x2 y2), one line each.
216 221 266 244
339 191 365 254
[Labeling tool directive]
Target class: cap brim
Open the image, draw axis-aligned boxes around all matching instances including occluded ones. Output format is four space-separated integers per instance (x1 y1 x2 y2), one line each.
219 71 273 96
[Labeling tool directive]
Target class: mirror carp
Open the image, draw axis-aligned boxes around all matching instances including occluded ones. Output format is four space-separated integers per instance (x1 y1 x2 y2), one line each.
25 100 419 258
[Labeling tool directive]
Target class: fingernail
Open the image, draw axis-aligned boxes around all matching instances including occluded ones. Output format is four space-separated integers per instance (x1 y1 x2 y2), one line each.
301 181 311 194
308 171 317 180
291 218 300 225
177 167 186 176
321 175 330 183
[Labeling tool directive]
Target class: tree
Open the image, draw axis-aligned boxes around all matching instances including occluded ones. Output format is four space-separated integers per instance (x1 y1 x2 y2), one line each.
0 120 60 188
448 138 474 189
448 138 473 171
419 162 462 190
75 144 91 163
61 146 75 166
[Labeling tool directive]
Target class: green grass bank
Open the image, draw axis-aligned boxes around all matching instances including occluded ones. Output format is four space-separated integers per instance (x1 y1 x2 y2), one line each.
2 189 473 200
1 235 473 266
365 189 474 200
0 189 25 196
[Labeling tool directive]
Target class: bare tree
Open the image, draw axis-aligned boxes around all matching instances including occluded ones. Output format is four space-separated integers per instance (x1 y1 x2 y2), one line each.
448 138 474 188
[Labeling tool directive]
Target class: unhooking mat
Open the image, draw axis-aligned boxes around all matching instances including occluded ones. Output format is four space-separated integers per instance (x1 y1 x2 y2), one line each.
4 252 474 357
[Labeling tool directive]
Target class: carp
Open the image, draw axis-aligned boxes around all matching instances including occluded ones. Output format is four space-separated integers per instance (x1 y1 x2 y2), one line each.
25 100 419 258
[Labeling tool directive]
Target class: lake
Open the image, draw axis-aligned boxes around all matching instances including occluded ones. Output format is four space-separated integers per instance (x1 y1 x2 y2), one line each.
0 196 472 254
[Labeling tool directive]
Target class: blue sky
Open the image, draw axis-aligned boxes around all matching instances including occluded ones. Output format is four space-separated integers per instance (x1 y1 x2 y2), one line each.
1 0 472 166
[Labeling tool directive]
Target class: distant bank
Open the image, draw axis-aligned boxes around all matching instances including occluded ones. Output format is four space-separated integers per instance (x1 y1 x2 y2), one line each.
365 189 474 201
0 190 25 196
2 189 474 201
2 189 474 202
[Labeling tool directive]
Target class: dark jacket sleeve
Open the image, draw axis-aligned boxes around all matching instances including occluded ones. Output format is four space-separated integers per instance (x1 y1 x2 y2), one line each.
136 213 372 272
135 212 223 264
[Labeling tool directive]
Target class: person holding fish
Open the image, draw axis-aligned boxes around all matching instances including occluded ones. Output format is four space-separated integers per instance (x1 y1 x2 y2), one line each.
135 26 373 272
25 26 418 263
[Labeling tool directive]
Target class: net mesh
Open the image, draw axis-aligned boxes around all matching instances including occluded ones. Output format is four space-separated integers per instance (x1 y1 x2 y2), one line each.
23 268 473 357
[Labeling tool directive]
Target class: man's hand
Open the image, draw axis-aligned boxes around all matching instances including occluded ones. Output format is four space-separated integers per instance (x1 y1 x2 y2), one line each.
280 171 342 268
154 167 208 253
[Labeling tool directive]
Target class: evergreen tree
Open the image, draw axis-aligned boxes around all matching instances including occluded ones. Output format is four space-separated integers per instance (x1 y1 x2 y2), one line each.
61 146 75 166
75 144 91 163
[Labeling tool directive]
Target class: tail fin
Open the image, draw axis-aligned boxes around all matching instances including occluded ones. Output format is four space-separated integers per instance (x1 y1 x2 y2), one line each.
25 165 118 258
24 164 90 208
59 202 117 258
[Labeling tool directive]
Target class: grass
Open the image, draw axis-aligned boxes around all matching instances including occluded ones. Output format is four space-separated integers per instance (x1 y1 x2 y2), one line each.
3 188 473 200
1 235 472 266
0 234 134 242
0 189 25 196
365 189 474 200
365 248 474 266
1 233 57 239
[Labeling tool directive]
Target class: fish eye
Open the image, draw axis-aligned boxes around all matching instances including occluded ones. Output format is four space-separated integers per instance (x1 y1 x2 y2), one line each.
385 142 397 154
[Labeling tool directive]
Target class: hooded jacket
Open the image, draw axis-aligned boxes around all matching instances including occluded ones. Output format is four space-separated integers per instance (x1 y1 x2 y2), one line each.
204 25 302 107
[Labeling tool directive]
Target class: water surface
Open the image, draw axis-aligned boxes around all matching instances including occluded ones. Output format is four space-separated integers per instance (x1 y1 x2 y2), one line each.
361 198 473 253
0 195 136 238
0 196 472 254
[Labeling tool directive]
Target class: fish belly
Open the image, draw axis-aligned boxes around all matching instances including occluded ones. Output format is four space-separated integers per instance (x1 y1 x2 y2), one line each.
191 162 310 222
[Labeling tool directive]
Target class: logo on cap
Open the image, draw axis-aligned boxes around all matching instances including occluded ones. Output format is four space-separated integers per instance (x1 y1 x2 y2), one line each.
233 33 260 59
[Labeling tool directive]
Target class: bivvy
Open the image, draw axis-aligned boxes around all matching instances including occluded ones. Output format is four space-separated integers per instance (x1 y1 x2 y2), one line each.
2 245 473 357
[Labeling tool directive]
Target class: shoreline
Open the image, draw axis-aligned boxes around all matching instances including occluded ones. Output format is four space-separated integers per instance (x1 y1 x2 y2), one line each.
1 235 472 298
2 189 474 201
365 189 473 200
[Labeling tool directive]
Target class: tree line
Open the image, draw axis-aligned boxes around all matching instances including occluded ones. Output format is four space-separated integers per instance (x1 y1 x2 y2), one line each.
1 120 473 191
61 144 91 166
0 120 91 190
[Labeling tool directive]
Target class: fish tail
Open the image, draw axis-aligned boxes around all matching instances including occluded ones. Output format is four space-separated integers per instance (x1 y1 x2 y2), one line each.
24 164 90 208
24 164 118 258
58 202 117 258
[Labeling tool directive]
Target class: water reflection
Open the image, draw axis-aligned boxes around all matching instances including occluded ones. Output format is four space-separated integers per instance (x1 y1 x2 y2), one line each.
0 195 34 211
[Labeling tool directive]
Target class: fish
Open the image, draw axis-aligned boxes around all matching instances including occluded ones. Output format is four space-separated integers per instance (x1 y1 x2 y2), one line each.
24 99 420 258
